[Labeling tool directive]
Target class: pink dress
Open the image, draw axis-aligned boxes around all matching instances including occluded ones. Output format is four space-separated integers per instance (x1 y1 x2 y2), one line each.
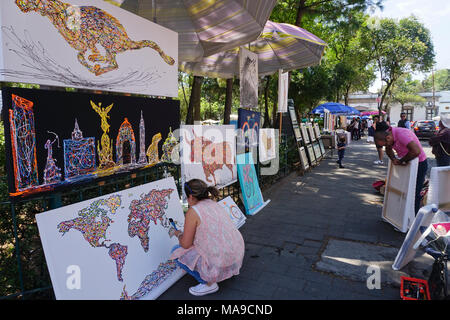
169 199 245 283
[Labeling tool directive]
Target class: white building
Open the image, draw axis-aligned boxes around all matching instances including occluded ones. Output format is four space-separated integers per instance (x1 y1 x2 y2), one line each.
346 91 446 123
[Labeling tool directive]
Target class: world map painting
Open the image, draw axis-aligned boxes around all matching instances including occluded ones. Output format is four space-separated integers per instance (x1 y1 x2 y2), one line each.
36 177 185 300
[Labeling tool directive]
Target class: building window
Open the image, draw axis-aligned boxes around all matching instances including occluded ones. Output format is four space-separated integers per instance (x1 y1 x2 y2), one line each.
426 108 434 120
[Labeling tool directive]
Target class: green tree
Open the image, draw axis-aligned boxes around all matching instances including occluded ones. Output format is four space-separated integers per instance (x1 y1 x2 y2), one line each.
360 16 435 113
422 69 450 92
391 74 426 108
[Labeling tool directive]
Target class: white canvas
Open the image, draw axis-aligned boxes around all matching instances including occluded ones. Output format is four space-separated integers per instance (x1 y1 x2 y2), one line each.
259 128 276 162
392 204 438 271
277 70 288 113
300 123 310 144
239 47 258 108
299 146 309 171
0 0 178 97
427 166 450 210
307 123 316 142
180 125 237 189
35 177 185 300
382 158 419 233
217 196 246 229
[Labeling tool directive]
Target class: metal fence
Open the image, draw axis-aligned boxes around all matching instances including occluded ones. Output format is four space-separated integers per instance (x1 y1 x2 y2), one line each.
0 134 298 300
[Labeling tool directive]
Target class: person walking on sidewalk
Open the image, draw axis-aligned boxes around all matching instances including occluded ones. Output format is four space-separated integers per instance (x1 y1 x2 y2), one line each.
429 113 450 167
336 135 346 168
169 179 245 296
374 127 428 214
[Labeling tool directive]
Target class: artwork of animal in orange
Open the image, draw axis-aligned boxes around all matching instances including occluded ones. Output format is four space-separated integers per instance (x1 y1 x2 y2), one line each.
15 0 175 76
185 130 235 186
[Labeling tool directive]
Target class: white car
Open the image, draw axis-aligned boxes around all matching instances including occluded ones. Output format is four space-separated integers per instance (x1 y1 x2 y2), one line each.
390 121 397 127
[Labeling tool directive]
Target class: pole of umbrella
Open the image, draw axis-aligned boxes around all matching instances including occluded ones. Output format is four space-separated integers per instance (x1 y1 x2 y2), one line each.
279 112 282 143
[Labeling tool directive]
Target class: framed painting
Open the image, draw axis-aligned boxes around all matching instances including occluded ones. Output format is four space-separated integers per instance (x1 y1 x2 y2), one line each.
0 0 178 97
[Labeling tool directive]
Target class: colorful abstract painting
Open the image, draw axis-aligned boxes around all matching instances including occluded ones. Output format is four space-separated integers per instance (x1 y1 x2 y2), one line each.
0 0 178 97
35 177 185 300
180 125 237 190
237 108 260 154
1 87 179 197
236 153 270 216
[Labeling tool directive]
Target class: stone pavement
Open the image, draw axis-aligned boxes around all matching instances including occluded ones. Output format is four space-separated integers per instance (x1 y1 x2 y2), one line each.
159 138 438 300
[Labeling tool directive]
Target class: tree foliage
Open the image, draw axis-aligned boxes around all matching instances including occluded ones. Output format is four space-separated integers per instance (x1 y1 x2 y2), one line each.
360 15 435 112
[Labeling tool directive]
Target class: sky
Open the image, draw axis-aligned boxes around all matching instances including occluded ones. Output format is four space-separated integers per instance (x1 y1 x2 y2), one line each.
368 0 450 92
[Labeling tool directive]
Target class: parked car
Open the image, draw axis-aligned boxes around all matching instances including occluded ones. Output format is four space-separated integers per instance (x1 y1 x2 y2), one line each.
413 120 439 138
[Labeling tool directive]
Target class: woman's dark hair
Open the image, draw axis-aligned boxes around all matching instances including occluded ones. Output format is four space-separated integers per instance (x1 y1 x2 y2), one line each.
184 179 219 201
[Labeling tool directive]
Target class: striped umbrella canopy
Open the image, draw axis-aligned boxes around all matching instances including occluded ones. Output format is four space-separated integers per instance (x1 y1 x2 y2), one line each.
179 20 327 78
110 0 277 62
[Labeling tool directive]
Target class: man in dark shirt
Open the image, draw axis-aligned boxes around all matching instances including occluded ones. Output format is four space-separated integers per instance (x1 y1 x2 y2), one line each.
429 113 450 167
398 112 411 129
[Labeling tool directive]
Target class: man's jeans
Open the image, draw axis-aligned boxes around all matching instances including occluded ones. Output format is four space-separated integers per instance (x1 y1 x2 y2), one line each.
415 159 428 214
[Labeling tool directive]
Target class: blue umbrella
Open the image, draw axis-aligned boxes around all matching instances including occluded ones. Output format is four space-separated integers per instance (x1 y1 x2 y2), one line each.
312 102 360 115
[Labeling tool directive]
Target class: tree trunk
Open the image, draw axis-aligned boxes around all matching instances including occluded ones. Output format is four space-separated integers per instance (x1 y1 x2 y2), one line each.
264 76 271 127
223 78 233 124
295 0 306 27
186 76 203 124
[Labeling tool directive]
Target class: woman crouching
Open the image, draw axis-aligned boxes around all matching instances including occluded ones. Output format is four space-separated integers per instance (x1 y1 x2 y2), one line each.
169 179 245 296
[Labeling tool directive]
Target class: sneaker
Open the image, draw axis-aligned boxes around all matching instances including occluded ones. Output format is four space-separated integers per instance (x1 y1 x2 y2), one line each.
373 160 384 165
339 165 345 168
189 283 219 296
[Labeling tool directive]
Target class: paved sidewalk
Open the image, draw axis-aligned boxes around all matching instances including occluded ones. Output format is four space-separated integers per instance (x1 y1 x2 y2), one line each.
159 139 436 300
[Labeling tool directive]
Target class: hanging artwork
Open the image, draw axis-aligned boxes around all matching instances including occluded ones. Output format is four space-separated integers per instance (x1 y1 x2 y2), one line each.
180 125 237 190
314 123 321 139
259 129 276 163
0 0 178 97
116 118 137 166
313 142 322 161
2 87 180 197
35 176 185 300
237 108 260 154
288 105 302 142
299 146 310 171
8 94 39 192
63 119 96 180
239 48 258 109
382 158 419 233
277 70 289 113
43 132 63 185
161 128 178 164
300 123 310 144
236 153 270 216
306 144 316 166
217 196 247 229
307 123 317 142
